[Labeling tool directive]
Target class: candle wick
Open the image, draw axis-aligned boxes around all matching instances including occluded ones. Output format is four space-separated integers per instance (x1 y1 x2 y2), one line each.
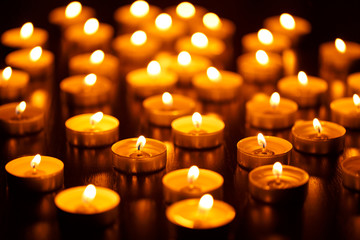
317 128 321 138
262 144 266 153
275 174 281 185
32 165 37 174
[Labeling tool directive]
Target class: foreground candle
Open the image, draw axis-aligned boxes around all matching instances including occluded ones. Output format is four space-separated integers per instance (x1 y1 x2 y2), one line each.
162 166 223 203
341 156 360 191
65 112 119 147
166 194 235 229
249 162 309 203
55 184 120 226
112 135 167 173
172 112 224 149
0 67 30 101
5 154 64 192
291 118 346 154
330 94 360 129
0 101 44 135
237 133 292 170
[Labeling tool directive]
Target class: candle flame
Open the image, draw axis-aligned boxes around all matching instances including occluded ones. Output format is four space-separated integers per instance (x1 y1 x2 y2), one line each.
187 165 200 184
176 2 195 19
90 50 105 64
84 73 97 86
192 112 202 129
82 184 96 204
257 133 266 149
147 60 161 76
191 32 208 48
257 28 273 45
130 30 147 46
136 135 146 151
270 92 280 109
130 0 149 18
255 50 269 65
30 154 41 169
198 194 214 215
84 18 99 35
272 162 283 178
335 38 346 53
20 22 34 39
2 67 12 81
298 71 308 86
162 92 173 107
313 118 322 134
206 67 222 82
353 94 360 108
177 51 192 66
15 101 26 115
280 13 295 30
29 46 42 62
65 1 82 19
90 112 103 126
155 13 172 31
203 12 221 30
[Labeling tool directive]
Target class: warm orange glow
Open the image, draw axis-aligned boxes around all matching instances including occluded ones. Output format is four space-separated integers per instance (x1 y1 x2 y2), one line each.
130 0 149 18
335 38 346 53
15 101 26 115
155 13 172 31
203 12 221 30
90 50 105 64
198 194 214 215
2 67 12 81
187 165 200 184
257 29 273 45
206 67 222 82
82 184 96 204
313 118 322 134
83 18 99 35
191 32 208 48
29 46 42 62
257 133 266 149
90 112 103 126
280 13 295 30
272 162 283 178
177 51 191 66
353 94 360 108
298 71 308 86
20 22 34 39
30 154 41 169
84 73 97 86
255 50 269 65
176 2 195 19
162 92 173 107
130 30 147 46
65 1 82 19
192 112 202 129
136 135 146 151
147 60 161 76
270 92 280 109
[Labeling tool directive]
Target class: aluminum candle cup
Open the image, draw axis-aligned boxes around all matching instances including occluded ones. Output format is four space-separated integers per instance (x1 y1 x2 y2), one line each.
331 97 360 129
237 136 292 170
143 94 196 127
5 155 64 192
341 156 360 191
162 168 224 203
248 164 309 203
291 120 346 154
171 115 225 149
0 68 30 101
49 5 95 29
65 113 119 147
241 32 291 54
112 138 167 173
55 186 120 226
0 102 44 135
1 25 48 49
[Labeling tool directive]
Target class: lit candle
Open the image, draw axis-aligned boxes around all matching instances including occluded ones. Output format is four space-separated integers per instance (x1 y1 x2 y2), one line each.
341 156 360 191
347 72 360 95
1 22 48 49
192 66 243 102
237 133 292 170
162 166 224 203
55 184 120 226
277 71 328 107
65 112 119 147
166 193 235 229
165 2 207 28
112 135 167 173
246 92 298 129
291 118 346 154
143 92 196 126
0 67 30 101
330 94 360 129
171 112 224 149
248 162 309 203
5 154 64 192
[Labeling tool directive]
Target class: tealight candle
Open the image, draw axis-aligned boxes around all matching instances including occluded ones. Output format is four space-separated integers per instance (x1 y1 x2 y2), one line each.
341 156 360 191
126 60 178 98
171 112 224 149
111 135 167 173
237 50 283 84
5 46 54 79
0 101 44 135
60 74 112 107
246 92 298 129
277 71 328 107
55 184 120 226
166 194 235 229
347 72 360 95
49 1 95 29
163 166 223 203
291 118 346 154
330 94 360 129
143 92 196 127
65 112 119 147
0 67 30 101
1 22 48 49
5 154 64 192
237 133 292 170
192 66 243 102
248 162 309 203
263 13 311 45
165 2 207 28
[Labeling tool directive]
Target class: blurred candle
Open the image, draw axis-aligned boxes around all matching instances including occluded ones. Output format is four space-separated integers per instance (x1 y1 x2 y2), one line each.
0 67 30 101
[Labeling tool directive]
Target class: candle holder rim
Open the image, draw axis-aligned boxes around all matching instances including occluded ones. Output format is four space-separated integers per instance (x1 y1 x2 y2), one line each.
111 137 167 158
171 115 225 133
237 135 293 154
292 120 346 140
65 114 119 133
341 156 360 178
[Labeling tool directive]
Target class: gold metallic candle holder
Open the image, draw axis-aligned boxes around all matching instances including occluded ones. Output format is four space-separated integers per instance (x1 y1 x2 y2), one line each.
341 156 360 191
111 138 167 173
249 165 309 203
330 98 360 129
0 68 29 101
237 136 292 170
